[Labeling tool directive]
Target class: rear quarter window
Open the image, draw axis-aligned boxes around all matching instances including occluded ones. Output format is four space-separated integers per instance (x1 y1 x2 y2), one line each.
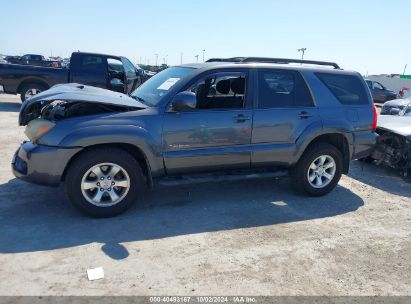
316 72 369 105
75 56 105 72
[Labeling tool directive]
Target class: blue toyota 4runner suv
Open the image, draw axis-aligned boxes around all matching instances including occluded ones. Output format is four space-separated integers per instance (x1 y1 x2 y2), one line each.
13 57 378 217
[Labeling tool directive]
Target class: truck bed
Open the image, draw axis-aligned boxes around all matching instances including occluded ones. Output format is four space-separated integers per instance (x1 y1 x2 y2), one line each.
0 63 68 94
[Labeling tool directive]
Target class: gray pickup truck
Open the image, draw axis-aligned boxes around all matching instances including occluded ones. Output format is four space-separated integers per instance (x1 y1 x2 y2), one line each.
13 57 378 217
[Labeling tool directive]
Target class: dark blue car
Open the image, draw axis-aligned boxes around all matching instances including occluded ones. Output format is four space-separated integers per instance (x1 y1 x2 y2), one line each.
365 79 397 103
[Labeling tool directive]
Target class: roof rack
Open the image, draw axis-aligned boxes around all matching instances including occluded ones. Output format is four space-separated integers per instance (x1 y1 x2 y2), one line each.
206 57 340 69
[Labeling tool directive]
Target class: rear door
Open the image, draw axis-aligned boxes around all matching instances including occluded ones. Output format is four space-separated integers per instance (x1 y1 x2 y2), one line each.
315 72 374 132
251 69 319 166
163 71 253 174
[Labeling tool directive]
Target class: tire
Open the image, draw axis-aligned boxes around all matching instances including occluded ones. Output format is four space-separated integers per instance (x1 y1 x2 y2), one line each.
20 83 47 102
292 143 343 196
64 147 145 217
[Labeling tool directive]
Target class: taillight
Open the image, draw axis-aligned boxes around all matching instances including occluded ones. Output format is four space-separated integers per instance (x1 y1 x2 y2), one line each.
371 104 378 130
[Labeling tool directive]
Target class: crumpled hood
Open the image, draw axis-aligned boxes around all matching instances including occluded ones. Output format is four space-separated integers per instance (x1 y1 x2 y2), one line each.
19 83 147 125
378 115 411 139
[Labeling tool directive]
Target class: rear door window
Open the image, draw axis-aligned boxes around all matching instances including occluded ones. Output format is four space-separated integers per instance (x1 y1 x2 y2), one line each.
257 70 314 108
316 72 369 105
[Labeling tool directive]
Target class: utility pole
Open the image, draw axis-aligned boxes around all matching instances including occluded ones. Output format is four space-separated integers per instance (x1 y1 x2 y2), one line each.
403 64 408 75
195 55 199 62
155 54 158 67
297 48 307 61
202 49 206 62
180 52 183 64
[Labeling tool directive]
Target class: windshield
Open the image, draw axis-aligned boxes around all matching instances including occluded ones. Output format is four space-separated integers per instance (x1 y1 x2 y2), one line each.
400 100 411 116
131 67 194 106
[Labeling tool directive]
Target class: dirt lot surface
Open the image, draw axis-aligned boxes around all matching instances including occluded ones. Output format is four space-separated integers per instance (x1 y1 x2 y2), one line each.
0 94 410 296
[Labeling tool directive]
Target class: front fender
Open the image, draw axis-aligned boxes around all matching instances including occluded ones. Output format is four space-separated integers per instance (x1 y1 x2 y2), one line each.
58 125 164 176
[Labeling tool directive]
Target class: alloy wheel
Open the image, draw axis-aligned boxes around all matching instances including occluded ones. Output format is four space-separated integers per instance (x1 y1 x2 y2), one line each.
81 163 131 207
306 155 336 189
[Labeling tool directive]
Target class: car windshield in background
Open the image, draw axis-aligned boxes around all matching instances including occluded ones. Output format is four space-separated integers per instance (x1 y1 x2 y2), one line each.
131 67 194 106
400 101 411 116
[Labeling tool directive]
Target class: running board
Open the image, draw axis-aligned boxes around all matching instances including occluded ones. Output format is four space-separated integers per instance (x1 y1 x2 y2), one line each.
157 170 289 186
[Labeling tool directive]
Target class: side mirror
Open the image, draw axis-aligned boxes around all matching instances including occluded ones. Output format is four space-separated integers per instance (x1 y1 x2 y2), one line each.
170 92 197 112
389 108 401 115
110 78 124 92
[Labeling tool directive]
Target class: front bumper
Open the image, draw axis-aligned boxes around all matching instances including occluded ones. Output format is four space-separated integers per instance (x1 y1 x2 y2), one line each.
12 141 82 186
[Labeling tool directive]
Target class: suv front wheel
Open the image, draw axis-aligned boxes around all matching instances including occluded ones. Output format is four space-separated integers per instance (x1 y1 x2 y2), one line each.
65 147 145 217
292 143 343 196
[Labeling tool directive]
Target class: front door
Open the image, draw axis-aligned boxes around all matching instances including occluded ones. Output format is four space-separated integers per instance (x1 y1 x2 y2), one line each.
163 71 253 174
122 57 140 94
251 69 319 166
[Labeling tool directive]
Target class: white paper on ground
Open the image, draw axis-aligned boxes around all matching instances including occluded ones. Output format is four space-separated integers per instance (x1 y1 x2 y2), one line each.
87 267 104 281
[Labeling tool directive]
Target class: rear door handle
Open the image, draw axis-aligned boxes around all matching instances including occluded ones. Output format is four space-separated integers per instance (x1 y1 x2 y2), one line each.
233 114 251 122
298 111 312 119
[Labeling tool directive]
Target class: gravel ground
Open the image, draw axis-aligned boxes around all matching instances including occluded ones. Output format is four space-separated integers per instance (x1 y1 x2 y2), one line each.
0 94 410 296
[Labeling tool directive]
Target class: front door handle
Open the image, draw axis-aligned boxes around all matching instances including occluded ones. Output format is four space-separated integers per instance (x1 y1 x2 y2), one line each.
298 111 312 119
233 114 251 122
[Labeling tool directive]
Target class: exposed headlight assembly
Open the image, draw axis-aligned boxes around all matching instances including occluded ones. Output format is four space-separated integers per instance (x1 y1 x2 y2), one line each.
24 118 55 142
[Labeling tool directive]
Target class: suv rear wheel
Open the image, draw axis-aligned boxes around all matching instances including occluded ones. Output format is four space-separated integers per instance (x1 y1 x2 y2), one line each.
65 147 145 217
292 143 343 196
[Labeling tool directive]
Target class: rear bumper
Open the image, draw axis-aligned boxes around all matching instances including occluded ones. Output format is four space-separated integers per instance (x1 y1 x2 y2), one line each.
12 141 82 186
352 131 378 160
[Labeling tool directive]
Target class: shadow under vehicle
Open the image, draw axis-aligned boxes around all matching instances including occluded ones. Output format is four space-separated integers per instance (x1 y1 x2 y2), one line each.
0 177 364 258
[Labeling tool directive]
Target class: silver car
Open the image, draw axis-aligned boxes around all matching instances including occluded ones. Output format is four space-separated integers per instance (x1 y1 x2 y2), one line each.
381 98 411 115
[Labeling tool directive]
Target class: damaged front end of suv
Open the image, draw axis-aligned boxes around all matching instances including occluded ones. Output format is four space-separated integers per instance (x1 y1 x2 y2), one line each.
371 115 411 176
19 83 146 142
